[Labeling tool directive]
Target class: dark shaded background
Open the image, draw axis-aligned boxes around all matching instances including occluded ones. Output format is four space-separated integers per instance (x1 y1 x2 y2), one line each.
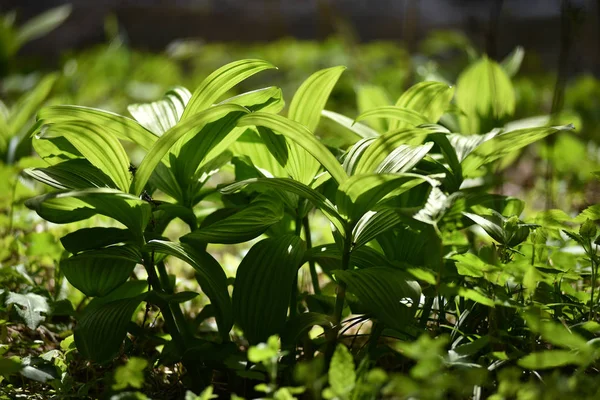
1 0 599 75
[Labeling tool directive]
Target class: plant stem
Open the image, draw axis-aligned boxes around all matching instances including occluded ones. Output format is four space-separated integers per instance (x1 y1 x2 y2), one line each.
142 253 187 353
326 229 353 360
589 238 597 321
303 216 321 295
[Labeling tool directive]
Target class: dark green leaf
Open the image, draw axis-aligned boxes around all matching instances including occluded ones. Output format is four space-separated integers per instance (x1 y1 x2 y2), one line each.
232 235 306 343
181 193 284 244
334 267 421 332
75 295 145 362
61 246 140 297
144 240 233 339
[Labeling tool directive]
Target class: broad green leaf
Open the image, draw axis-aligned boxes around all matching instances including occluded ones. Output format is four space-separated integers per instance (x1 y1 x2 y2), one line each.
356 84 392 132
6 292 49 330
352 209 403 249
154 203 198 231
181 193 284 244
183 88 285 180
23 159 117 190
375 142 433 173
447 131 497 163
463 212 504 243
321 109 379 142
391 81 455 130
281 312 334 345
15 4 71 46
354 125 447 174
61 246 141 297
174 88 283 195
574 204 600 223
41 121 131 191
25 188 152 237
289 66 346 132
518 350 585 370
305 244 391 272
75 295 145 362
328 344 356 397
37 106 157 150
128 87 191 135
32 131 82 167
85 280 148 313
60 227 134 254
182 59 276 119
131 104 248 196
356 106 429 129
457 287 495 307
144 240 233 338
336 173 433 221
333 267 421 332
461 125 574 176
218 86 284 114
230 129 288 178
342 138 377 176
221 177 344 230
232 235 306 344
456 57 515 133
9 74 58 136
237 113 348 184
413 187 463 227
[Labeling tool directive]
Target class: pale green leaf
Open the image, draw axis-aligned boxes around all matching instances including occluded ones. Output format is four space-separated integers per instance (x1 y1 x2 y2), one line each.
392 81 455 130
131 104 248 196
289 66 346 132
237 112 348 184
328 344 356 397
355 106 429 129
37 105 157 150
38 122 131 191
182 59 276 119
128 87 191 135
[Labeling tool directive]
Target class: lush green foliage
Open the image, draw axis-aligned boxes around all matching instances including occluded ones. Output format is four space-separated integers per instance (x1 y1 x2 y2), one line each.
1 8 600 400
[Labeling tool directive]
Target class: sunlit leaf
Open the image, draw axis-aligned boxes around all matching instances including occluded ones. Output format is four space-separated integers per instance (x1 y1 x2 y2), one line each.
391 81 455 130
37 105 157 150
182 59 276 119
128 87 191 135
237 113 348 184
131 104 248 196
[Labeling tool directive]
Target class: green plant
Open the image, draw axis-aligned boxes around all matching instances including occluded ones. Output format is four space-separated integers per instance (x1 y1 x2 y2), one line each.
8 49 597 400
